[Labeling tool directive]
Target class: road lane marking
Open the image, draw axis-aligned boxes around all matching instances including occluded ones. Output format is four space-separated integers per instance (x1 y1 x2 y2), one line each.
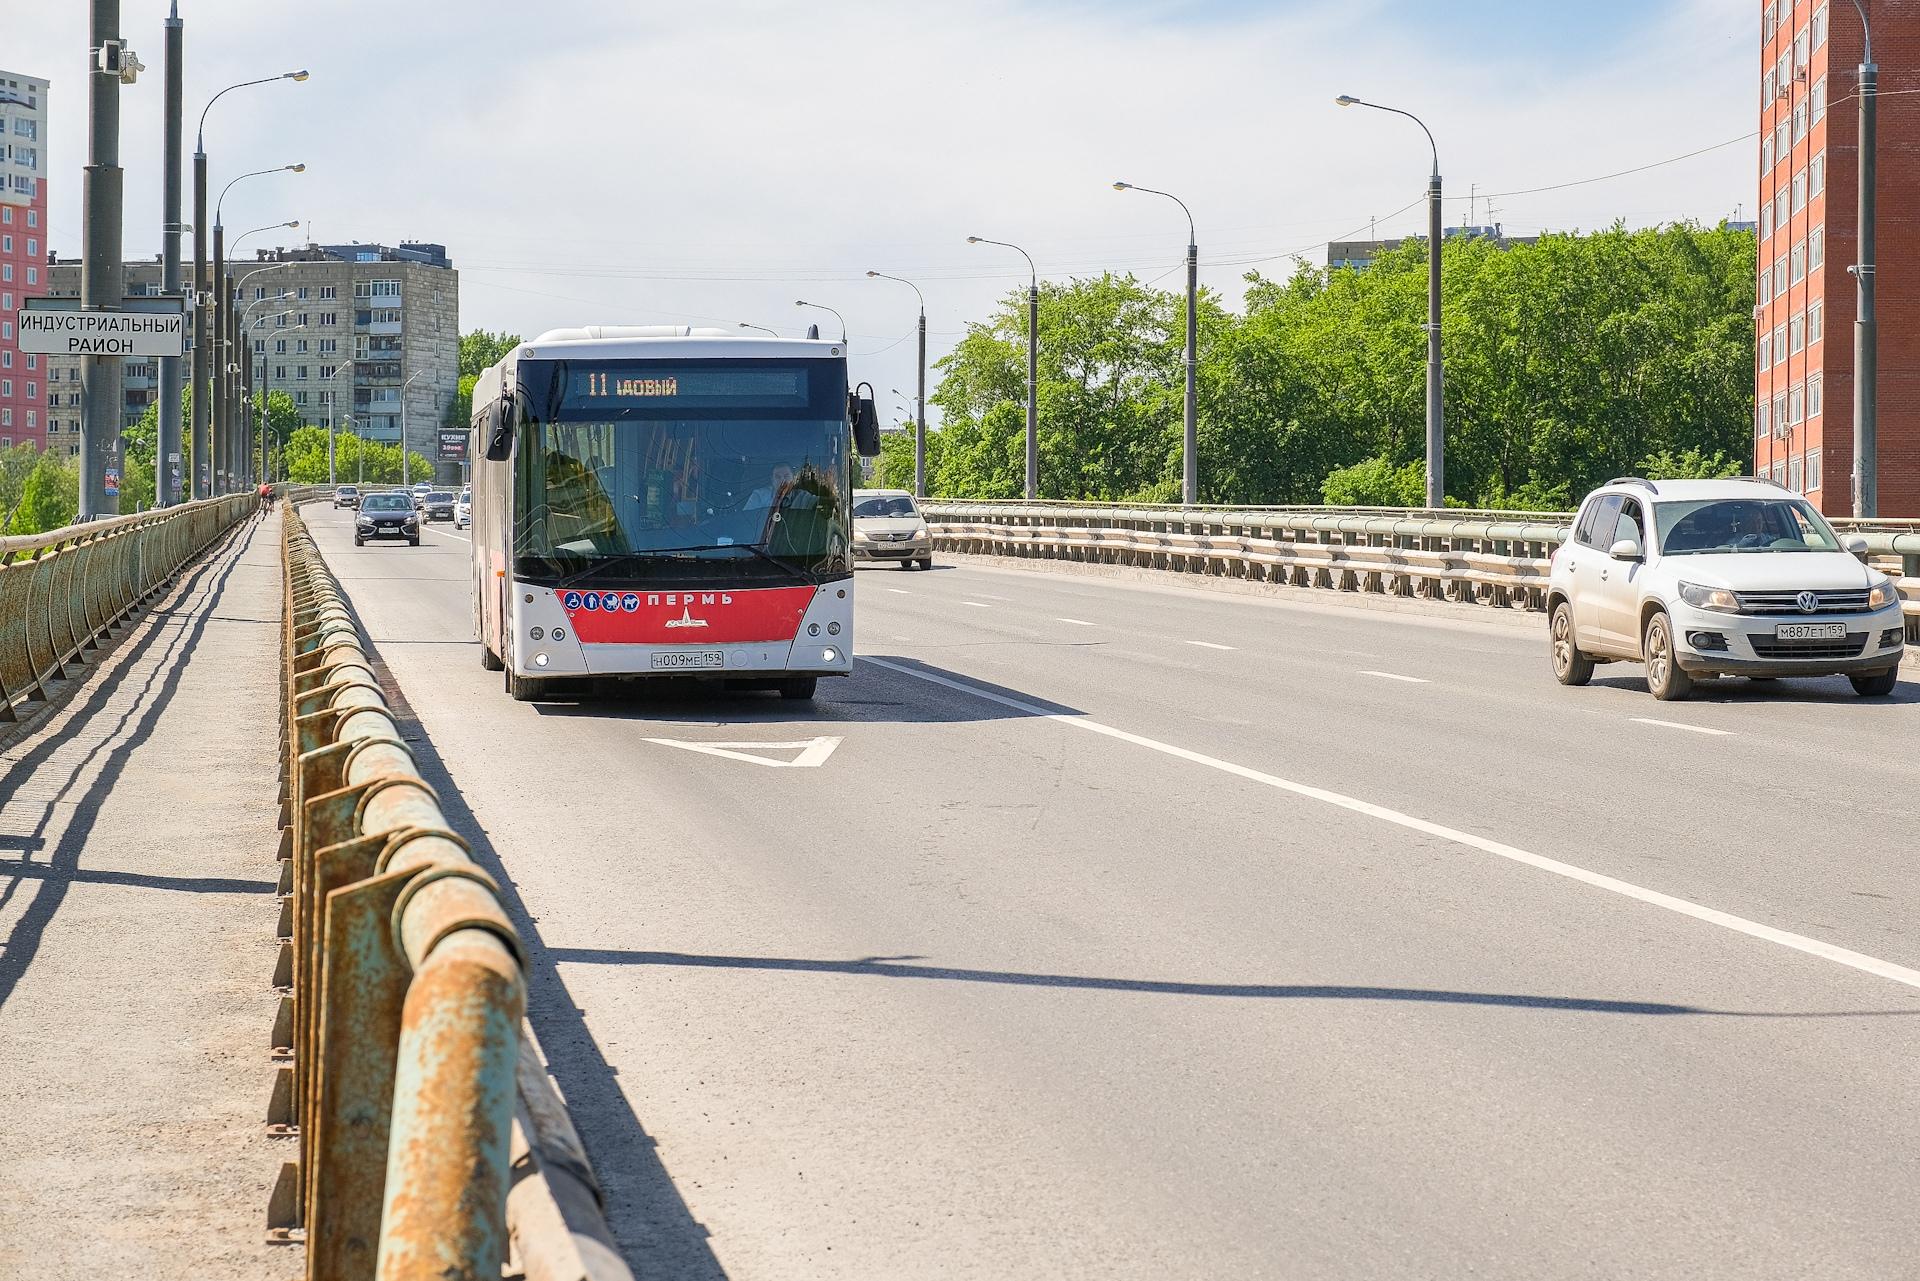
887 588 914 595
645 736 842 768
962 601 992 609
1631 718 1732 737
1360 670 1429 684
428 528 471 543
862 656 1920 994
1057 618 1097 627
1185 641 1236 651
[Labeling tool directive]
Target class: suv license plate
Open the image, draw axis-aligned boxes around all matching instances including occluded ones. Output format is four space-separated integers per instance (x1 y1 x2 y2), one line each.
652 650 724 670
1775 623 1847 641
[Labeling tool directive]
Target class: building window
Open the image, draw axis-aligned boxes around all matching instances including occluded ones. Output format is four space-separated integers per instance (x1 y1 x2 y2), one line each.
1789 313 1805 354
1757 398 1771 440
1790 241 1806 284
1812 76 1826 123
23 411 32 429
274 339 287 354
1809 300 1823 344
1810 152 1824 197
24 354 34 370
296 391 309 406
24 211 33 229
1774 117 1788 162
1760 200 1773 241
1 235 10 252
319 285 336 300
2 264 11 283
1792 169 1807 213
320 339 337 355
1773 256 1787 297
1773 393 1787 433
253 339 265 354
1789 453 1803 493
1 351 9 369
254 286 267 300
1758 332 1772 367
1789 384 1805 425
0 381 9 397
1812 3 1828 49
24 381 33 398
1810 226 1824 269
297 366 309 380
1772 323 1786 363
1808 374 1823 419
1764 1 1778 39
297 286 310 300
319 311 337 326
1806 448 1822 493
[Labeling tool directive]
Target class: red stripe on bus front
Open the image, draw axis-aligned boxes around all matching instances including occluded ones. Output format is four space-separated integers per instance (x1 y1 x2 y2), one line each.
557 585 816 645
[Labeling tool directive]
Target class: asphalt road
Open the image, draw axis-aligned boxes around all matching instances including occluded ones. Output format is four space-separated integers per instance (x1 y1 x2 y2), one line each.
306 503 1920 1280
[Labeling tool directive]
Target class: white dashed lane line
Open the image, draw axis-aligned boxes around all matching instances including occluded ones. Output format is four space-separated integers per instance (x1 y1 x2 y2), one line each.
1360 670 1429 684
1057 618 1097 627
1631 717 1733 737
1185 641 1237 652
962 601 993 609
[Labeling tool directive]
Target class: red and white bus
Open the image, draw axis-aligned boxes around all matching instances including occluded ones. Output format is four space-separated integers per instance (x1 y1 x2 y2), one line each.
469 327 880 701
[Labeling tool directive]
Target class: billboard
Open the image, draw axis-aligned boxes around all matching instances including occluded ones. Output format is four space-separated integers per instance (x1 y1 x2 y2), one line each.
437 428 468 461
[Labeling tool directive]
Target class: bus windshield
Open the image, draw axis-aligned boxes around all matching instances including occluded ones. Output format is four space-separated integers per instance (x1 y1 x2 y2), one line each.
511 357 850 586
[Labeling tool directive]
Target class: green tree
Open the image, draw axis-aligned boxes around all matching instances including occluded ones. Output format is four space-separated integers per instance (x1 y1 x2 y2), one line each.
1321 457 1429 507
15 449 78 534
448 331 521 431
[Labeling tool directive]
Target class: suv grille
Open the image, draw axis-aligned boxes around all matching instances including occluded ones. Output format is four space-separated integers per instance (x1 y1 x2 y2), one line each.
1748 632 1868 659
1738 588 1872 614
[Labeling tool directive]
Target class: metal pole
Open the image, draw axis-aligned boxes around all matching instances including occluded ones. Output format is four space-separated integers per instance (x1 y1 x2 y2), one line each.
1025 283 1038 501
1853 57 1878 516
1425 171 1444 509
191 151 208 498
915 307 927 498
159 2 183 507
80 0 126 520
401 378 411 488
212 221 226 492
1183 239 1198 504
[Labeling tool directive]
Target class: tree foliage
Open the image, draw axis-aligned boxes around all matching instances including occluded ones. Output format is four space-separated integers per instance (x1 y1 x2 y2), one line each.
281 425 433 485
925 222 1754 509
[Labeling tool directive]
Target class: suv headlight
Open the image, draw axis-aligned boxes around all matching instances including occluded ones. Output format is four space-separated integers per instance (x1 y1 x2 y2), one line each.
853 529 870 542
1869 579 1898 609
1678 581 1740 612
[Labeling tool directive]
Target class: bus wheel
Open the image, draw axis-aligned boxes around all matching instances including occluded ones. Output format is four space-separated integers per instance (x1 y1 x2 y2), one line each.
481 645 504 672
509 672 546 702
777 677 817 701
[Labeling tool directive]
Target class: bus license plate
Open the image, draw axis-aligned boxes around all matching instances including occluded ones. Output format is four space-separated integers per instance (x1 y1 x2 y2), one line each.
652 650 724 670
1775 623 1846 641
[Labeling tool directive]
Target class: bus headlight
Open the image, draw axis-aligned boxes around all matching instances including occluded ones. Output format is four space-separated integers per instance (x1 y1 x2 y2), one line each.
822 647 839 663
533 652 550 668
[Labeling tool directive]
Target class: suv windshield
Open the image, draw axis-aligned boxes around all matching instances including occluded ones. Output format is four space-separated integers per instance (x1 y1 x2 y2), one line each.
854 495 919 518
361 494 411 513
426 491 454 503
1655 497 1840 554
338 486 358 494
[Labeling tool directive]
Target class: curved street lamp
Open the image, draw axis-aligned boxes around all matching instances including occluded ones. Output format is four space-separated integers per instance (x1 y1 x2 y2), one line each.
1114 182 1198 504
1336 94 1444 508
794 299 846 342
867 270 929 497
737 322 778 336
967 236 1039 499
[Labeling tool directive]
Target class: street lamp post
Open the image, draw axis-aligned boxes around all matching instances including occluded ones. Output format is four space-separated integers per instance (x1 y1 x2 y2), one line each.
737 322 778 336
212 171 302 490
192 69 305 496
794 300 846 341
1337 94 1444 509
967 236 1039 500
400 368 431 487
1847 0 1877 516
1112 183 1198 504
867 270 928 498
227 224 298 488
159 3 184 506
79 0 137 519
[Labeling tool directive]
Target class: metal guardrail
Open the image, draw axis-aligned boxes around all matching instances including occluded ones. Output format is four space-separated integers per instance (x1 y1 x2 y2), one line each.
274 506 527 1278
0 495 257 722
923 501 1920 640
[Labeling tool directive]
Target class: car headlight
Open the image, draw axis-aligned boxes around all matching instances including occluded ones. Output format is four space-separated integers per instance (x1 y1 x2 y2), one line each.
853 529 870 542
914 526 930 539
1677 581 1740 612
404 516 418 527
1869 579 1898 609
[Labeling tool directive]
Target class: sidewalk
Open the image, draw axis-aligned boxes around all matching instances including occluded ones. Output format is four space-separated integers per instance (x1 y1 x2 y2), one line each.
0 512 296 1280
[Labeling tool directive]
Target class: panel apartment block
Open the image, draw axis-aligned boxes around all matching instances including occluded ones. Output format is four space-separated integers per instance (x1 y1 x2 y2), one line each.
1755 0 1920 515
0 69 49 450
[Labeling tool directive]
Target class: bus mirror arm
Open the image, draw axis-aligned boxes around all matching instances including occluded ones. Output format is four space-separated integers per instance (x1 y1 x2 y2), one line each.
482 397 514 462
850 383 881 458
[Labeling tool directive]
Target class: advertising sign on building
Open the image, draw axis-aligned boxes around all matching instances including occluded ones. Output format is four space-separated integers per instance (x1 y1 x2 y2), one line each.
437 428 468 461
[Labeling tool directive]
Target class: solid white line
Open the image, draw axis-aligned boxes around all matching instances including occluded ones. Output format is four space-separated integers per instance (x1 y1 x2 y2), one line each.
887 588 914 595
1632 717 1733 737
1185 640 1236 651
861 655 1920 994
428 528 471 543
1360 670 1429 684
1057 617 1098 627
961 601 992 609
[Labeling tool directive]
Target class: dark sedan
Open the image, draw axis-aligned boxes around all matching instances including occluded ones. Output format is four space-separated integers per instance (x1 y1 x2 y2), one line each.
422 490 457 522
354 493 420 546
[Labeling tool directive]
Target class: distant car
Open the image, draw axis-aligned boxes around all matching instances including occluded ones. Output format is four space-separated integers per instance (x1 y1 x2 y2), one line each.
334 485 361 509
852 489 932 570
354 492 421 547
422 490 457 522
454 488 471 530
1548 476 1905 700
411 482 433 509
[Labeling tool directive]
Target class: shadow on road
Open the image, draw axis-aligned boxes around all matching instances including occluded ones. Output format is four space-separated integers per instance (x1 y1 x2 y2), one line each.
1588 672 1920 705
540 947 1918 1020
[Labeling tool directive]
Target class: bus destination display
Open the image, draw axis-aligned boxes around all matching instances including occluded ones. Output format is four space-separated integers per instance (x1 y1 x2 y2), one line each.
566 365 809 410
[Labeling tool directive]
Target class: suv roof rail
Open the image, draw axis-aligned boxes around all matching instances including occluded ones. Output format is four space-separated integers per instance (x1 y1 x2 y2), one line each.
1726 474 1789 489
1607 476 1659 494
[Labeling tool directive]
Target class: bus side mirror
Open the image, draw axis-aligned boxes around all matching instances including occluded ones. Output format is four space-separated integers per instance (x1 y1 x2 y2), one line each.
482 397 513 462
851 391 881 458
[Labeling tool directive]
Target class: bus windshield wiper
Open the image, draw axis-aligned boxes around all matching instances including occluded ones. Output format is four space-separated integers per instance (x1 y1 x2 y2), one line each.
549 552 654 591
731 542 820 584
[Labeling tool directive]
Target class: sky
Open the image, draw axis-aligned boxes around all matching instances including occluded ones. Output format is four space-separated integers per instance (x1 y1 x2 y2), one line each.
7 0 1757 428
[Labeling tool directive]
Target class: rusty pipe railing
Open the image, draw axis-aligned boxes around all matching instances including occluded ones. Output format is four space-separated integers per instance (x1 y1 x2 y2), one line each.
276 505 526 1280
0 494 258 722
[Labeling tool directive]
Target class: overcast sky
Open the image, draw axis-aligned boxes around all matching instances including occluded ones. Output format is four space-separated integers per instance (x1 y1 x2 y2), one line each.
9 0 1755 425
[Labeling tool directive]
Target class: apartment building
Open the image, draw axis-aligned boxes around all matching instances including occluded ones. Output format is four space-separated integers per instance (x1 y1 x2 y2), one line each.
0 69 49 450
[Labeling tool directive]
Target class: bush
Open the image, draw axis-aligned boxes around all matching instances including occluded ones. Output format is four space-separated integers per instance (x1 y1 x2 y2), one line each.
1321 456 1428 507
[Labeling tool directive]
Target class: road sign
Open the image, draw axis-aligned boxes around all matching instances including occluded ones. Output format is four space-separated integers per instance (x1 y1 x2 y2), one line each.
17 308 185 357
437 428 468 461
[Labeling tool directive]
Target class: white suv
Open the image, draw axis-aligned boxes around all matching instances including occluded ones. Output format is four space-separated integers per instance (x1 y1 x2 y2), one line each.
1547 477 1905 700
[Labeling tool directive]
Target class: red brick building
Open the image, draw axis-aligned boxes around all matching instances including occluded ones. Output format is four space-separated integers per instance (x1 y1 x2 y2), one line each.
0 70 50 451
1756 1 1919 515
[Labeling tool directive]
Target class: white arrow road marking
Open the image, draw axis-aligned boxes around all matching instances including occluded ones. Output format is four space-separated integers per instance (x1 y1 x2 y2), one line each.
645 736 843 768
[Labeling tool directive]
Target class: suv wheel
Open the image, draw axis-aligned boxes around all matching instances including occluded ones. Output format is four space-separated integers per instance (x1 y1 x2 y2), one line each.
1644 611 1694 702
1550 602 1593 687
1849 670 1898 697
